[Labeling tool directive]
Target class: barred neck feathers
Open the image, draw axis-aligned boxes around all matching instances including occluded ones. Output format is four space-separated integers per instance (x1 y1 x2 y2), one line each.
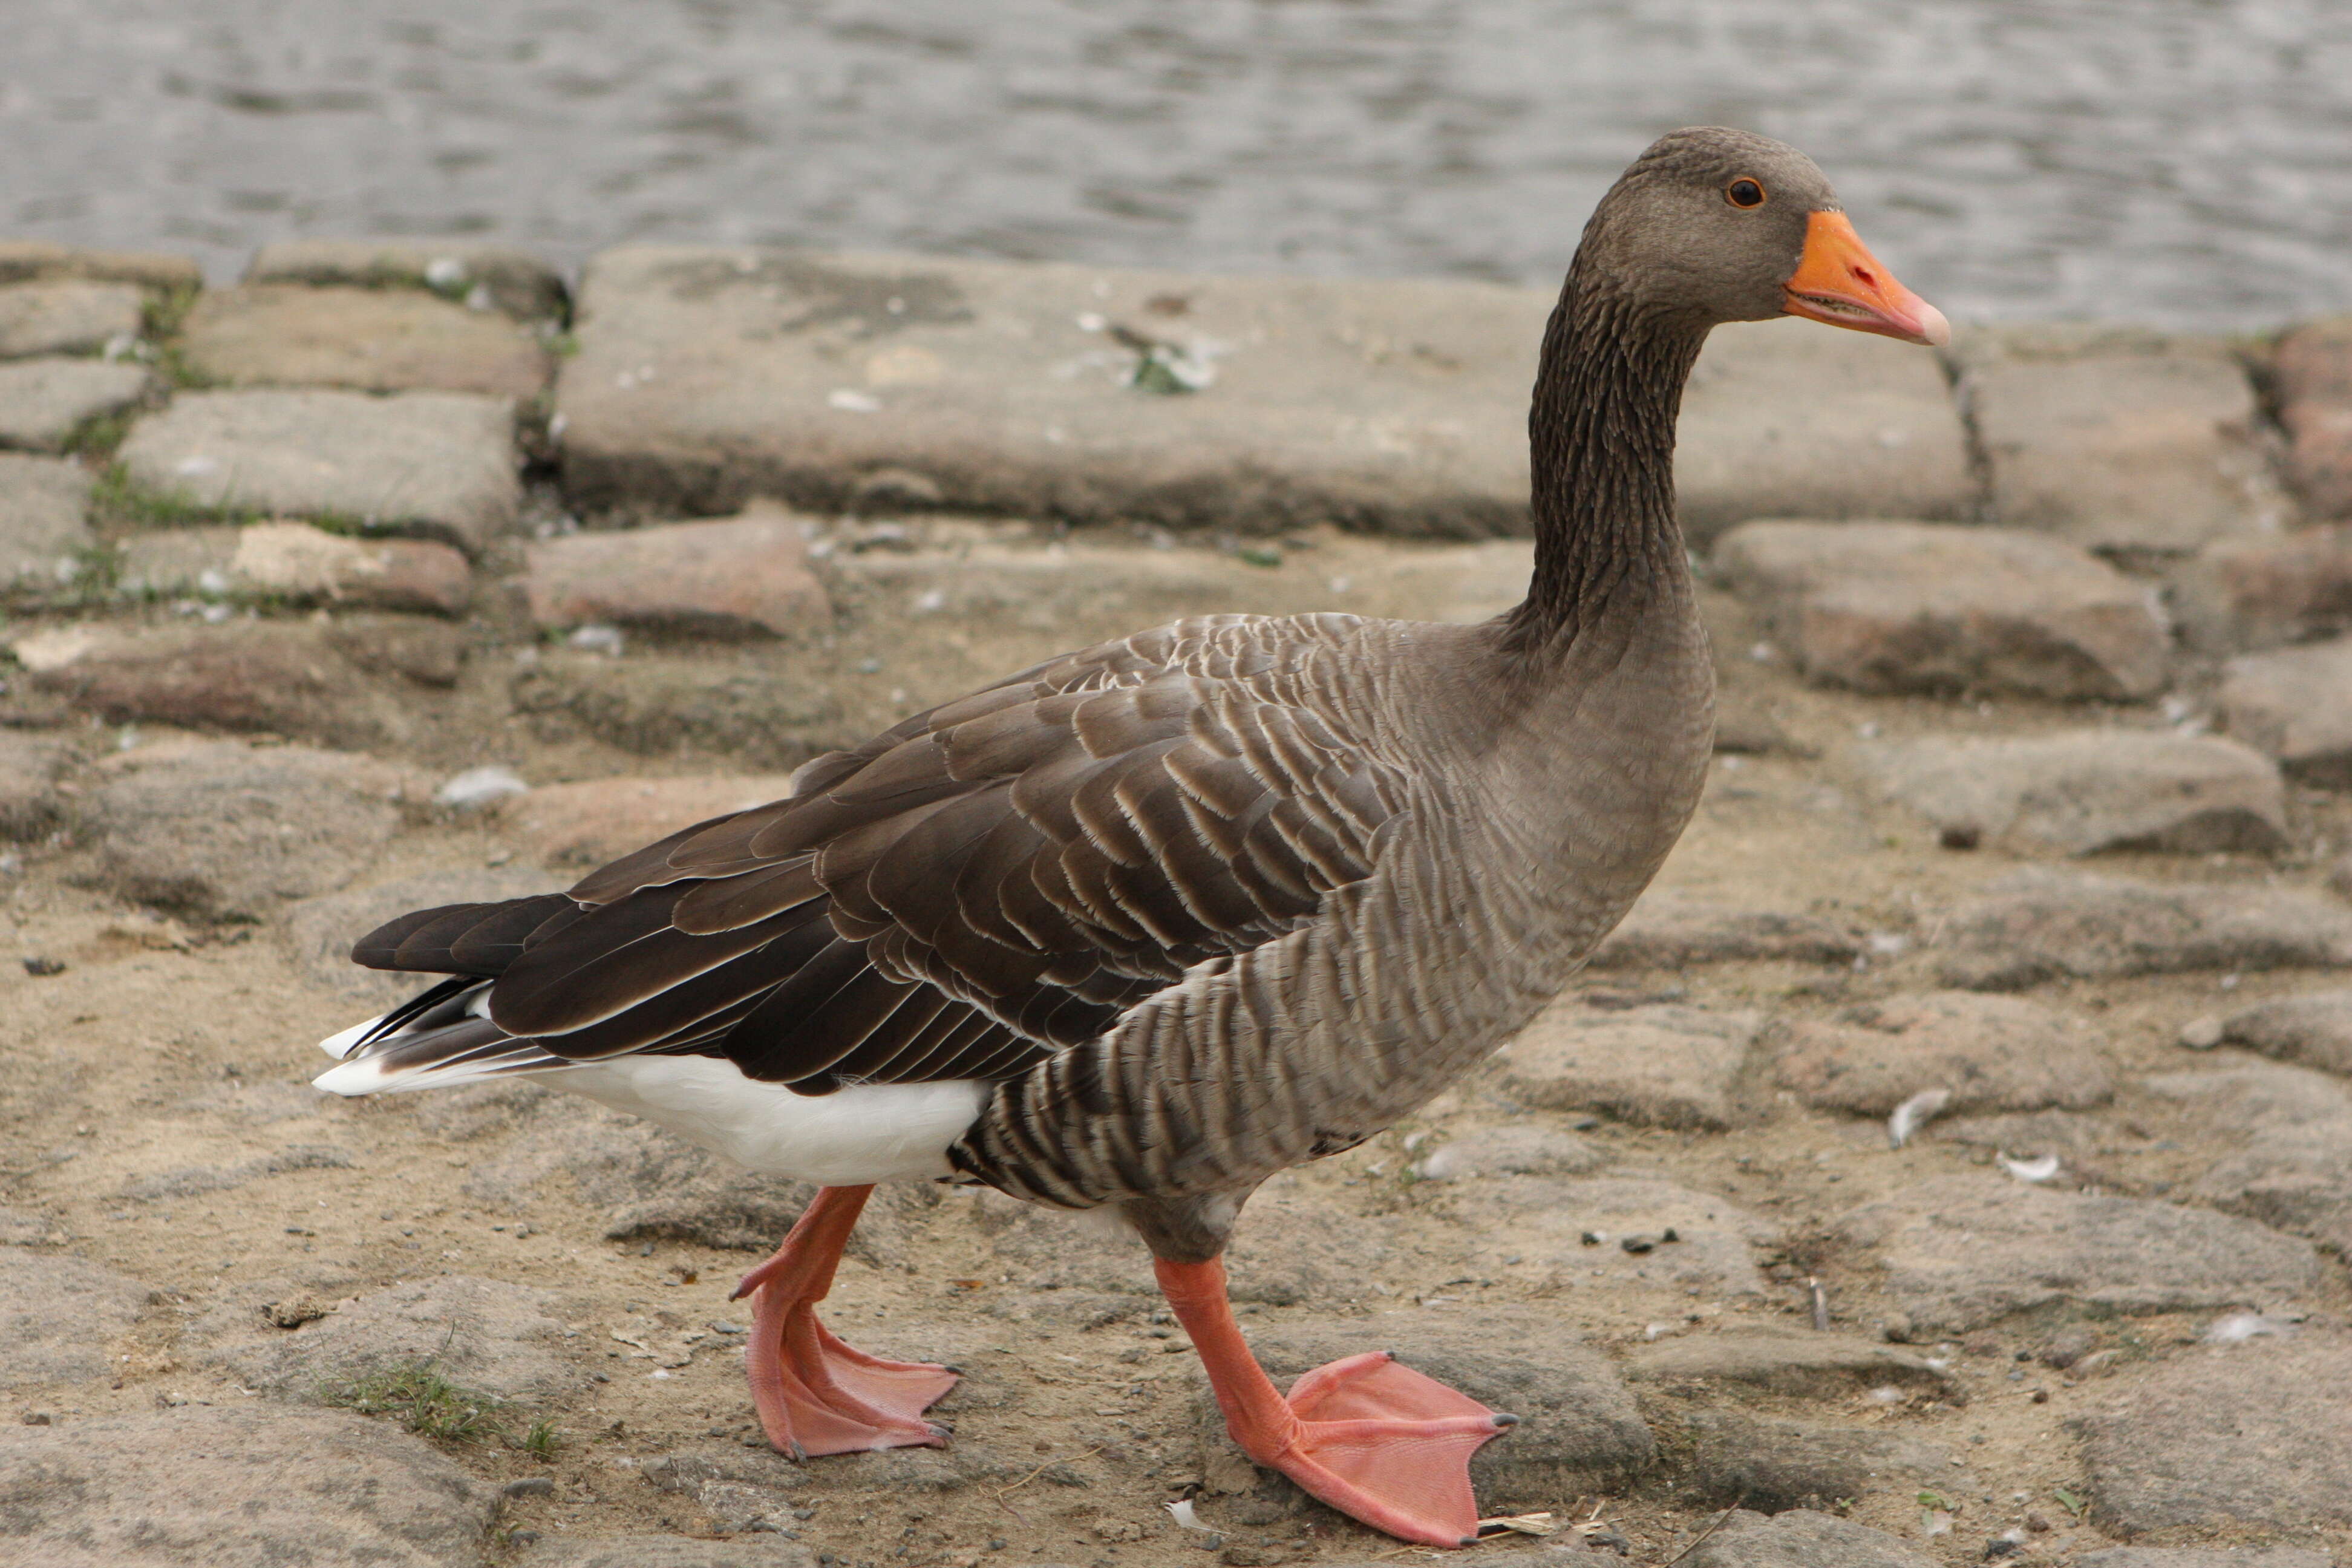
1499 270 1708 660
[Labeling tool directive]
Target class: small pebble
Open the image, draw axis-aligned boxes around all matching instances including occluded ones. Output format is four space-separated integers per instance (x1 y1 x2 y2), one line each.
2178 1014 2225 1050
21 956 65 977
502 1477 555 1498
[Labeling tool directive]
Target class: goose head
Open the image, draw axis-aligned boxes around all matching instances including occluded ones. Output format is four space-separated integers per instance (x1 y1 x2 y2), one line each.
1577 125 1949 347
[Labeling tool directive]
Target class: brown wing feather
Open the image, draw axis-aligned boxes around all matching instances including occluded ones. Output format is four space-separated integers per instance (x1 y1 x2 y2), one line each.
396 617 1404 1094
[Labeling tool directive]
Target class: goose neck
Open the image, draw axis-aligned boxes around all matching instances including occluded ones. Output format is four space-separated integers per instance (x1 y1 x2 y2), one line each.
1502 279 1708 657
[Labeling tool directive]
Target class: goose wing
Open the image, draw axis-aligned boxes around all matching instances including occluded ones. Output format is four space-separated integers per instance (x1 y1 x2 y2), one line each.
362 618 1408 1093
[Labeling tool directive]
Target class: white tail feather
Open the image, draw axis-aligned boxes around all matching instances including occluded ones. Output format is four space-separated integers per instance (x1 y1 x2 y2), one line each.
316 1015 385 1060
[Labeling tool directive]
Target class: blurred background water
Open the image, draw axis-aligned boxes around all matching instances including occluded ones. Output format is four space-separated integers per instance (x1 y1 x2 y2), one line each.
4 0 2348 327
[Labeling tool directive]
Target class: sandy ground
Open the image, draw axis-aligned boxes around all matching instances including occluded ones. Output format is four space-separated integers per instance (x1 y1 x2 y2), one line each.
2 524 2348 1567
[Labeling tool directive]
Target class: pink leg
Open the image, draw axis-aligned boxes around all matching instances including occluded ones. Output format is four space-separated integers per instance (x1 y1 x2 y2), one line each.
1157 1256 1514 1548
731 1185 957 1458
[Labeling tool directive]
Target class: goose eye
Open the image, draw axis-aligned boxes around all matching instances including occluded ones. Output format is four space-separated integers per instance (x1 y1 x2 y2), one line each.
1725 178 1766 209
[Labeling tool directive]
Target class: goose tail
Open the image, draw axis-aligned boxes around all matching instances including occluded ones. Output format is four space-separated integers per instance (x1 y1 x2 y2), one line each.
314 975 569 1096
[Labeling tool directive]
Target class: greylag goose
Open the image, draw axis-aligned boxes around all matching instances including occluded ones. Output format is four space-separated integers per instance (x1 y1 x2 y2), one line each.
315 126 1945 1547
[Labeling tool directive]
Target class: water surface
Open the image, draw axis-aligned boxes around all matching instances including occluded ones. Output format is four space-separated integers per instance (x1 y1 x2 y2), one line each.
4 1 2349 327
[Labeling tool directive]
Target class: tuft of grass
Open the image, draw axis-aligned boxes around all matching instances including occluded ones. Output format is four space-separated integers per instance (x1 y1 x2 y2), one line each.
140 281 201 342
518 1418 561 1457
320 1362 508 1443
90 463 260 531
301 510 376 539
151 342 221 391
62 407 137 460
138 283 221 390
65 540 124 599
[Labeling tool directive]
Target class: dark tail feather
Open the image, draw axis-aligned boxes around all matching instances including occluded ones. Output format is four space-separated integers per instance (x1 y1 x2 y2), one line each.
352 893 577 976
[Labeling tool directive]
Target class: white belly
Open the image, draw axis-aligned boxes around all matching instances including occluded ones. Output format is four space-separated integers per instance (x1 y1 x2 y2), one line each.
548 1055 990 1187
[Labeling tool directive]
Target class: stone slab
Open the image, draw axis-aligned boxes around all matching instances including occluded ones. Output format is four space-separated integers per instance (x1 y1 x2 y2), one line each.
974 1174 1388 1307
1587 893 1860 970
2219 637 2352 787
2276 314 2352 519
509 773 802 867
249 237 569 320
192 1273 575 1403
1674 320 1974 543
510 653 842 768
0 278 144 358
117 520 473 615
1410 1121 1607 1180
636 1446 814 1531
0 1403 495 1567
1684 1410 1967 1512
1446 1175 1777 1296
557 244 1548 533
1713 520 2170 699
2143 1060 2352 1256
557 247 1966 537
0 731 75 838
2285 401 2352 522
823 528 1544 635
1682 1509 1938 1568
1186 1310 1654 1508
0 356 150 451
1624 1327 1956 1402
324 613 468 688
1772 990 2113 1117
2079 1553 2334 1568
1929 869 2352 991
1860 731 2286 856
524 505 831 637
0 1249 155 1386
1970 348 2285 555
115 388 520 554
76 739 406 920
2074 1338 2352 1535
1831 1173 2322 1335
0 239 201 292
114 1145 351 1204
1495 1001 1758 1129
180 284 550 399
2171 524 2352 653
2218 988 2352 1076
517 1540 817 1568
0 451 93 586
19 620 420 751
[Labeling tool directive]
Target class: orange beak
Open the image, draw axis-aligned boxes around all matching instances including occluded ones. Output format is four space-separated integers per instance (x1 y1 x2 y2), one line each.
1782 210 1950 347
